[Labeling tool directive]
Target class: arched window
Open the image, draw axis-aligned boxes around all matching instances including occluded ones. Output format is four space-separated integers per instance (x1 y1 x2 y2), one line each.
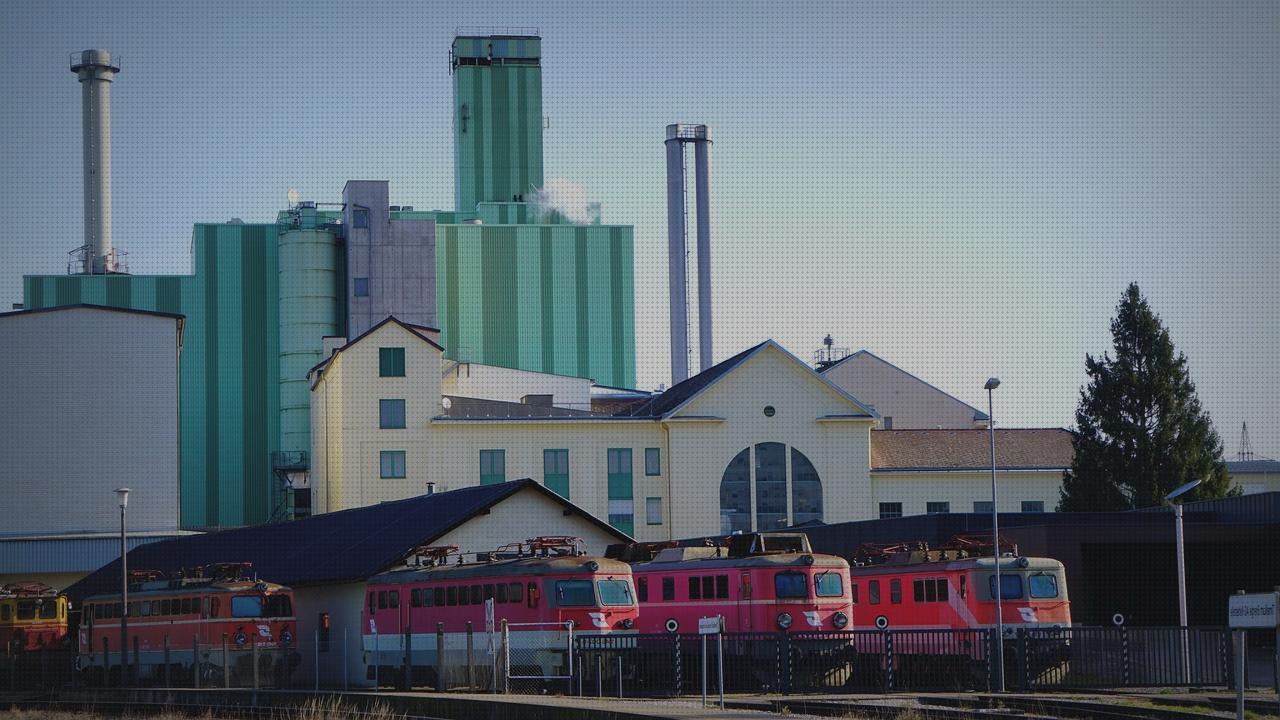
718 443 823 533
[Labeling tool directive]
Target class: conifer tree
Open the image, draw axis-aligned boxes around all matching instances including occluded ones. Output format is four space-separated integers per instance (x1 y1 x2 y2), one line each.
1058 283 1235 510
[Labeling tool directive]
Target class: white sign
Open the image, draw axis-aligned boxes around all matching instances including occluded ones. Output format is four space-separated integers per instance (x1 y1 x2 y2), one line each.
698 616 723 635
1228 592 1279 629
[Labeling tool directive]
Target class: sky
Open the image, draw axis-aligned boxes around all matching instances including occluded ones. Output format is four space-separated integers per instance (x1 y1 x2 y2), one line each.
1 1 1277 457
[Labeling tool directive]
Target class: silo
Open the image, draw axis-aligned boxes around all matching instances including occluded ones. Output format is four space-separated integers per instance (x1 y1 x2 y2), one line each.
278 227 339 454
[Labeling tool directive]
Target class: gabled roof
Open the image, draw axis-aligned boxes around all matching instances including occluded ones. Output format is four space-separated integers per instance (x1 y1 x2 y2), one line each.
819 349 988 422
611 340 876 420
308 315 444 386
62 480 630 603
871 428 1074 471
0 303 184 322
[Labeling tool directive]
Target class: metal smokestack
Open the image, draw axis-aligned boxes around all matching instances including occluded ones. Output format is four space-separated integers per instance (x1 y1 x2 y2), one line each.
664 123 713 384
70 49 120 274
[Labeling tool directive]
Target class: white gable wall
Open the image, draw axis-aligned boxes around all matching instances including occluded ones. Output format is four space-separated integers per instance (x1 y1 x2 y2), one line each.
822 352 984 429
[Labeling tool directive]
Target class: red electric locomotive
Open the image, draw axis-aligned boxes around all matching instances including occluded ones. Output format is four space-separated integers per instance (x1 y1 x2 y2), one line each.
77 563 299 686
615 532 853 634
847 535 1072 635
0 582 69 652
363 537 638 686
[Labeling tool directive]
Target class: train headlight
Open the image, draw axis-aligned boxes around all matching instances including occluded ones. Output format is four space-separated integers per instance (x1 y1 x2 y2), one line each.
776 612 793 630
621 618 634 629
234 631 248 646
281 629 294 644
833 612 849 629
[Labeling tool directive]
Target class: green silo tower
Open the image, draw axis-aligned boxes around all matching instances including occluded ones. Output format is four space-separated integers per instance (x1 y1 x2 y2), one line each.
451 30 544 212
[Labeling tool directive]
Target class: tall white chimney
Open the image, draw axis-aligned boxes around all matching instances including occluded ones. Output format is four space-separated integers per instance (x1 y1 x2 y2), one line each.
70 49 120 274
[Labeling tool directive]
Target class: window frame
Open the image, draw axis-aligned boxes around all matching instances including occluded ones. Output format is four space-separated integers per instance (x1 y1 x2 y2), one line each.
480 449 506 485
645 496 663 525
378 347 405 377
379 399 407 429
879 502 903 520
644 447 661 476
380 450 407 479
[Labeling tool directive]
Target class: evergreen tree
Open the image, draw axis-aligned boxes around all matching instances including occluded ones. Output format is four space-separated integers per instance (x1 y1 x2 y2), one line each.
1058 283 1235 511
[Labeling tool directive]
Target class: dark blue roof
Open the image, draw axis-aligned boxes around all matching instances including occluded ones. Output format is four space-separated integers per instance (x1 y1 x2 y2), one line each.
65 480 625 603
611 342 767 418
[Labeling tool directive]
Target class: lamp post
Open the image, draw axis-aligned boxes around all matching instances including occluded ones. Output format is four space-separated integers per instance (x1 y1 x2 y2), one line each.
984 378 1004 692
115 487 130 686
1166 478 1202 686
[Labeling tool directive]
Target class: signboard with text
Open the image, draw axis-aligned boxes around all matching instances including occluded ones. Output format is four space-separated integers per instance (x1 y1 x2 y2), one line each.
1227 592 1278 629
698 616 723 635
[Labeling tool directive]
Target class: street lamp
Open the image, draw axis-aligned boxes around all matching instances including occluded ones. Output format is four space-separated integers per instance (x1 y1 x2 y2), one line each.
115 487 130 686
1166 478 1202 686
984 377 1005 692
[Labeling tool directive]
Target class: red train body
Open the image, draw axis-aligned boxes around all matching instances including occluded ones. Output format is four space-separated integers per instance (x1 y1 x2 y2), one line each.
363 538 638 685
0 582 69 652
847 538 1071 635
76 563 298 685
619 533 853 634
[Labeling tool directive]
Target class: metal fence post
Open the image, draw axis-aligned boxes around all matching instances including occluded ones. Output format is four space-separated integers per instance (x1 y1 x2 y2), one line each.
251 633 259 690
674 633 682 696
164 635 171 687
403 623 412 690
193 635 200 689
435 622 446 692
598 653 604 698
1121 625 1130 687
343 628 348 690
40 645 47 689
716 629 724 709
313 627 320 691
131 635 139 686
101 636 109 687
466 621 475 689
501 620 510 694
1016 629 1029 691
222 634 229 688
884 630 894 691
985 629 994 692
783 631 793 694
618 654 623 699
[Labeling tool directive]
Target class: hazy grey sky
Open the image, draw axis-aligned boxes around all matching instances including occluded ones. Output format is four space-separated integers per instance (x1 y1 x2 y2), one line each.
2 1 1276 455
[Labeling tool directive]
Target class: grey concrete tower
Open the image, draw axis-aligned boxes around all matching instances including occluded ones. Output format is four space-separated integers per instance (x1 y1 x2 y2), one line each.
665 124 713 384
70 49 121 274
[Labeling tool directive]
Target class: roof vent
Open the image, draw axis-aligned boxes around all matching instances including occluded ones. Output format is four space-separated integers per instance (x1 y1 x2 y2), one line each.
521 394 553 407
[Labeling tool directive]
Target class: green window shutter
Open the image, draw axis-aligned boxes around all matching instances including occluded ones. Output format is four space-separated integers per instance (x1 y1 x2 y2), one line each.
380 451 406 479
379 347 405 377
606 448 633 534
543 449 569 499
480 449 506 485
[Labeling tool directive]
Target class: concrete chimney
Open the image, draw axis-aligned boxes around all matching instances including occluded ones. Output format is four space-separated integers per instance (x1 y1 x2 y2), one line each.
70 49 120 274
665 124 713 384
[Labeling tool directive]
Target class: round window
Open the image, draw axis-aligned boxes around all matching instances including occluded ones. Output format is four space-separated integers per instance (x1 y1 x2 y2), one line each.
763 406 776 417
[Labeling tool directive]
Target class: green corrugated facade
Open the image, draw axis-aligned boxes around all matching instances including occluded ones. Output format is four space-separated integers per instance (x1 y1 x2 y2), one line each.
23 224 281 529
437 223 636 388
452 35 544 211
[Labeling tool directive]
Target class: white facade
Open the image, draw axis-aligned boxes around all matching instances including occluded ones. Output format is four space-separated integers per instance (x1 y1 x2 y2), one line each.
310 321 1074 542
819 350 987 429
0 306 182 537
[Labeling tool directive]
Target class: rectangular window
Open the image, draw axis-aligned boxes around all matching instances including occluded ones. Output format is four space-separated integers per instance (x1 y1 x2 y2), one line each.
775 572 808 598
496 583 508 603
379 347 405 377
662 577 675 601
688 576 701 600
446 587 458 606
645 497 663 525
890 579 902 604
1029 574 1058 599
702 576 715 600
388 590 399 609
879 502 903 519
377 591 387 610
607 449 634 534
458 586 470 606
556 580 596 607
989 574 1023 600
815 572 844 598
925 579 937 603
480 449 506 485
851 583 859 605
926 502 950 515
434 588 445 606
913 579 925 603
485 584 495 601
644 448 661 476
410 589 421 608
937 578 949 601
353 209 369 228
715 575 729 599
637 576 648 602
380 450 406 478
543 449 569 498
471 585 482 604
509 583 522 604
869 580 881 605
1021 501 1045 513
379 399 406 429
354 277 369 297
974 501 994 514
883 416 894 430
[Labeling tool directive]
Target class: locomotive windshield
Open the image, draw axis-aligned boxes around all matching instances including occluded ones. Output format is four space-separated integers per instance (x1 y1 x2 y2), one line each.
555 580 596 607
775 572 808 598
988 574 1023 600
16 601 36 620
1029 573 1059 598
815 571 843 597
232 594 293 618
597 580 633 606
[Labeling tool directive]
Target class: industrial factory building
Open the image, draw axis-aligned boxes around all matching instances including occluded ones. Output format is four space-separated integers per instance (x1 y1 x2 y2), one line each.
21 31 636 529
0 305 191 588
